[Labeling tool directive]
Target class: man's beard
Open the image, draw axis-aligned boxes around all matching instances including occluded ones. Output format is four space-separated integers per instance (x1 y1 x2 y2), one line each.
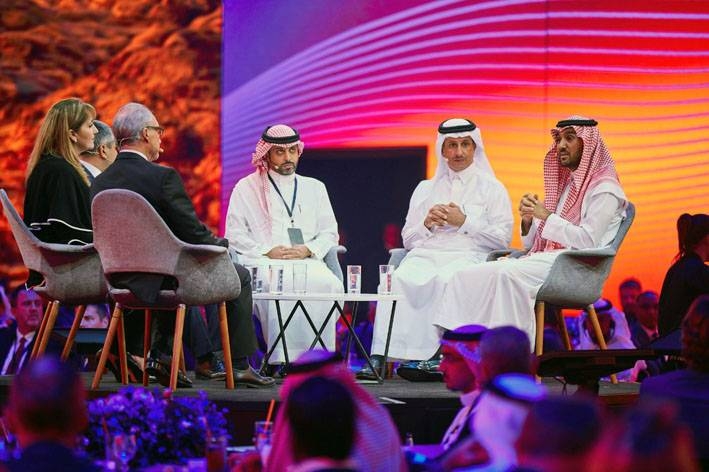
274 161 296 175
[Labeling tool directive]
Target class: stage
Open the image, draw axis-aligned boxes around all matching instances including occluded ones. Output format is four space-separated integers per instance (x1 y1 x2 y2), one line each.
0 373 641 446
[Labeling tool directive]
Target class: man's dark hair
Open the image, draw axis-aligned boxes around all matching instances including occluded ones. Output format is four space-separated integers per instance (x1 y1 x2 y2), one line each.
619 278 642 291
286 376 356 461
479 326 532 383
9 355 86 435
9 285 32 307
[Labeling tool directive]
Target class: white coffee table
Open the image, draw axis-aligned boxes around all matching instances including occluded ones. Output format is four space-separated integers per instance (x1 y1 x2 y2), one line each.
252 292 400 383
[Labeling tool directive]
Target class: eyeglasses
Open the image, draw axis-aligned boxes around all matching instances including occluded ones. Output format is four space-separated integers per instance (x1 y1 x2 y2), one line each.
144 125 165 137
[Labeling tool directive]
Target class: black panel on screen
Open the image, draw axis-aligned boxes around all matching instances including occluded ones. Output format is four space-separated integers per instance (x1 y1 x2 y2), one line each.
298 147 426 293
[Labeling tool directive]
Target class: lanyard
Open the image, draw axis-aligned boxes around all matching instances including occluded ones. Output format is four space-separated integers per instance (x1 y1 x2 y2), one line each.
267 174 298 225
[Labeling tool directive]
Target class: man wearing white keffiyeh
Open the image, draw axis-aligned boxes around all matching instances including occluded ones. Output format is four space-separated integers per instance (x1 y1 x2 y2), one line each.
361 119 513 379
225 125 343 366
436 116 627 348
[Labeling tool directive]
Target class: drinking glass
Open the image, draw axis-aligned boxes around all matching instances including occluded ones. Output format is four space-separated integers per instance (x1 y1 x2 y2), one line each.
111 433 137 472
346 265 361 294
292 264 307 294
253 421 273 463
269 265 284 294
205 435 227 472
379 264 394 294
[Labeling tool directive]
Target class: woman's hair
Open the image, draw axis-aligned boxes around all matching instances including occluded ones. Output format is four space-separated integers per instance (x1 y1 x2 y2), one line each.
676 213 709 259
26 97 96 186
682 295 709 373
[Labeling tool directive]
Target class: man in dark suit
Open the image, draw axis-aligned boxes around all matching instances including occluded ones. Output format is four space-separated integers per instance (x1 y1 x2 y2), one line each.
91 102 273 388
0 286 43 376
4 356 99 472
631 291 660 348
79 120 118 183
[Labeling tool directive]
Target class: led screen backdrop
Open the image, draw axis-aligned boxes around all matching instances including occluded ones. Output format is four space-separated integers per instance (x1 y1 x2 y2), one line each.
223 0 709 305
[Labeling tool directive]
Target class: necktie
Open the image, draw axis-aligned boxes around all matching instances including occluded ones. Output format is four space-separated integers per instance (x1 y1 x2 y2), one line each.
6 337 27 375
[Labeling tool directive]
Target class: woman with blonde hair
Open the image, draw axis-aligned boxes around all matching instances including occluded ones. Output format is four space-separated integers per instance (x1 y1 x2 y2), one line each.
23 97 97 285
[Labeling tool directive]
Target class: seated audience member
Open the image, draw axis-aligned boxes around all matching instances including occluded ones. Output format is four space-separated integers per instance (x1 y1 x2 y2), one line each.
267 350 405 472
514 395 602 472
438 325 487 451
79 304 109 329
631 291 660 347
619 277 643 329
588 399 699 472
577 298 634 350
285 376 357 472
437 117 627 346
640 295 709 469
91 102 273 388
0 287 43 375
658 213 709 336
78 120 117 182
363 118 512 380
0 283 13 329
4 356 99 472
224 124 343 370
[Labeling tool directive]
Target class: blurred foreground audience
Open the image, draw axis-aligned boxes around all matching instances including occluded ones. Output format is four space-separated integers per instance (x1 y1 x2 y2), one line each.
3 356 99 472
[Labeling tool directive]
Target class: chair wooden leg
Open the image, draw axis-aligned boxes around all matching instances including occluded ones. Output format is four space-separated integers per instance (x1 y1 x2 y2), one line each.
557 308 572 351
143 310 152 387
61 305 86 361
117 313 129 384
36 300 60 358
31 301 55 360
586 304 618 384
534 301 545 357
169 305 187 390
218 301 235 389
92 305 123 390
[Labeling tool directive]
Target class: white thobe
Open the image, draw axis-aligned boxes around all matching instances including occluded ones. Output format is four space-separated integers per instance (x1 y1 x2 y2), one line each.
371 166 512 360
436 180 626 346
225 171 343 363
441 390 480 450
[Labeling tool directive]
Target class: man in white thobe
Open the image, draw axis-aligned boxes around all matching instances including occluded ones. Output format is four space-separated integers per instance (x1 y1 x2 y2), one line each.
360 118 512 380
225 124 343 367
436 116 627 347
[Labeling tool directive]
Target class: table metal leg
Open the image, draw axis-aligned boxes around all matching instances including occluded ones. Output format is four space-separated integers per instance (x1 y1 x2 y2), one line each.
381 300 398 381
308 302 340 350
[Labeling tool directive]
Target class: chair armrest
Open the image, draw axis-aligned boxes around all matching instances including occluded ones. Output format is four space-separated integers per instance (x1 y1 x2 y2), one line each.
559 247 617 258
43 242 98 254
180 243 229 259
487 248 514 261
388 248 408 268
324 245 347 282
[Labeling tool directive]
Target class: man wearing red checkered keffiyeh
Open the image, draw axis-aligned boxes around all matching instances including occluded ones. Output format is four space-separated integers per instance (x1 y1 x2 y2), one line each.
435 116 627 347
224 125 343 366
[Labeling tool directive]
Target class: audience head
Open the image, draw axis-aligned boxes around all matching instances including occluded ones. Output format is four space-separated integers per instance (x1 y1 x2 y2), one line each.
9 286 43 335
81 120 117 170
251 124 303 175
583 302 616 345
619 277 642 317
112 102 163 161
478 326 533 386
5 356 88 448
635 291 659 331
516 395 602 472
681 295 709 373
676 213 709 261
589 399 698 472
439 325 487 393
80 303 109 329
286 375 355 463
27 97 97 186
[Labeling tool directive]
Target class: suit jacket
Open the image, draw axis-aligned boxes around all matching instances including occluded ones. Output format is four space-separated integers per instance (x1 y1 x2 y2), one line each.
0 325 35 374
630 323 654 348
91 151 228 303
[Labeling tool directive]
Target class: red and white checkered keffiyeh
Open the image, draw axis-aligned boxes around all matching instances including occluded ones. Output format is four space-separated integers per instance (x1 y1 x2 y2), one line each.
244 125 304 241
266 351 406 472
529 116 622 253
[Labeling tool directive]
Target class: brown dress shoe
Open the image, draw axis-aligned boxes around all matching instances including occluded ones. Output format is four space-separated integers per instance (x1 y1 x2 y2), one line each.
195 358 227 380
233 366 276 388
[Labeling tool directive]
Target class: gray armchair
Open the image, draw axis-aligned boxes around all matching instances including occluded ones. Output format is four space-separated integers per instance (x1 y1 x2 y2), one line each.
91 189 240 390
493 203 636 367
0 189 107 361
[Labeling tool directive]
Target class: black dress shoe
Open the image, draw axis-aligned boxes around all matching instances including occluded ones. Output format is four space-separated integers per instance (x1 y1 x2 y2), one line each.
355 355 383 381
98 349 143 383
145 357 193 388
195 358 227 380
397 360 443 382
260 363 288 379
233 366 275 388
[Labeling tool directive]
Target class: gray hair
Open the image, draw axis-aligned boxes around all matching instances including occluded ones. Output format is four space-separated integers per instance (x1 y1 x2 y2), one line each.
112 102 156 148
85 120 115 154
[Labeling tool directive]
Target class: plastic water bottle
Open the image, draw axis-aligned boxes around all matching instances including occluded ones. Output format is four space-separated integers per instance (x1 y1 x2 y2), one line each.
405 432 414 447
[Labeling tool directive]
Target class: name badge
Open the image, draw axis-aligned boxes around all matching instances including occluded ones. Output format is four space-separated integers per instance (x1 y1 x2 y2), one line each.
287 227 305 246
